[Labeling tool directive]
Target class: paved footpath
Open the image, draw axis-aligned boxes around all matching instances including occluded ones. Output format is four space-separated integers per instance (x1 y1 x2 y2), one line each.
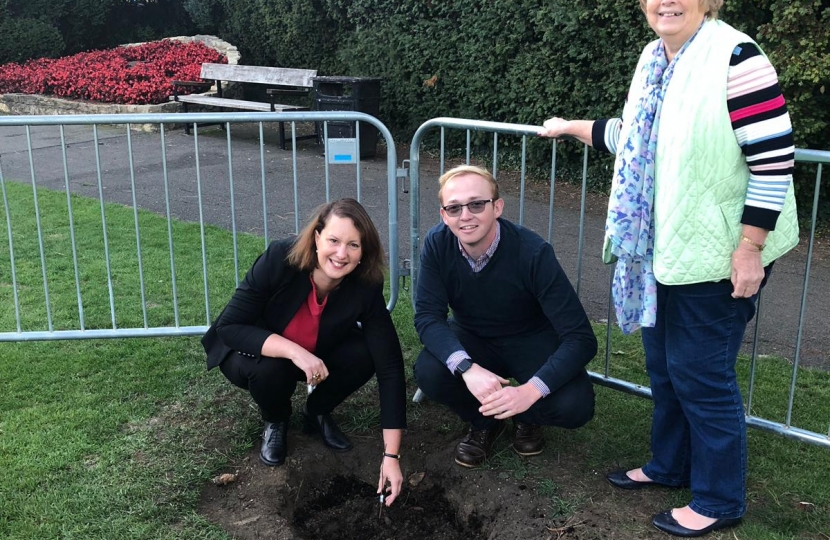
1 122 827 369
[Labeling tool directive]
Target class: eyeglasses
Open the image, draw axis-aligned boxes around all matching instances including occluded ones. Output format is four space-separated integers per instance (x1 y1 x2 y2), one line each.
441 199 494 217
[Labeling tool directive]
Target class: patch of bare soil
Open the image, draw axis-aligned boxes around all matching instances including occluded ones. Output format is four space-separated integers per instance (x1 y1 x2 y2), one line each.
198 398 675 540
293 475 485 540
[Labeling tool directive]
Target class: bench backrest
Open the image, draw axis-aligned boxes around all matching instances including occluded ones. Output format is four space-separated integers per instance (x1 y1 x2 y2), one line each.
200 63 317 88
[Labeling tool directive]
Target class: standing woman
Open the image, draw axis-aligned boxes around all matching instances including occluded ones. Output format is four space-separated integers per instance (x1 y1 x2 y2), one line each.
202 198 407 506
539 0 799 536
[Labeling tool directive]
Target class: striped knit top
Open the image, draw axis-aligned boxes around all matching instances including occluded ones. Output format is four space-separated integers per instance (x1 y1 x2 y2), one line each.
592 43 794 232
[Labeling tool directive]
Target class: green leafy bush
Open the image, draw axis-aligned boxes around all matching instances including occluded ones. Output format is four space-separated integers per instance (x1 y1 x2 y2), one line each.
0 18 64 64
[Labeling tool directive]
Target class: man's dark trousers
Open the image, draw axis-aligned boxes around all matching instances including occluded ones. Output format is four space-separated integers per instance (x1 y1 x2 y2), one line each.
414 321 595 430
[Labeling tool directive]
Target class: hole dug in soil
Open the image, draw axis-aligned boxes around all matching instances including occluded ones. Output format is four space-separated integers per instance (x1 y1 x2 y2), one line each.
293 474 486 540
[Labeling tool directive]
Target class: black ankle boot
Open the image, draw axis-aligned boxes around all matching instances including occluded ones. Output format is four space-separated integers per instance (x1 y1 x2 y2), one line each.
260 421 288 466
302 407 353 452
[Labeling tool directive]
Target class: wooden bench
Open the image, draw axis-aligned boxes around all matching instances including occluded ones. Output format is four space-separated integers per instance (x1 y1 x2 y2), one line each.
172 63 318 150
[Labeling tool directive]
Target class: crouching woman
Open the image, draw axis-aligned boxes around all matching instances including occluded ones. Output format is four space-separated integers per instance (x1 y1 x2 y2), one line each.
202 198 407 505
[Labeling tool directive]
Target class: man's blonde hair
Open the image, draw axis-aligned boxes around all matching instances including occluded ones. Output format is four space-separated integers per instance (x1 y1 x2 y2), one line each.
438 165 500 205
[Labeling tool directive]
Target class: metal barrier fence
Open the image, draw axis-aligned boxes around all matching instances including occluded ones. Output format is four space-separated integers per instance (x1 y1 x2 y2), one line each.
0 111 401 341
1 110 828 450
408 117 830 449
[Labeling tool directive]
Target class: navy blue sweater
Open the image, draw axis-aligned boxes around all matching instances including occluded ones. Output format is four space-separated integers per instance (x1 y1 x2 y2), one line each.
414 219 597 393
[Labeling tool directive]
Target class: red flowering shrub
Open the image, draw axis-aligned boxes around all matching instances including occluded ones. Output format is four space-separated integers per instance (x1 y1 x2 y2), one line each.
0 40 226 105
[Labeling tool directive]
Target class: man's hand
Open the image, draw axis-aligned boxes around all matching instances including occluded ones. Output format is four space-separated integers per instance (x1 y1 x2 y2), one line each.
479 384 543 420
462 364 509 404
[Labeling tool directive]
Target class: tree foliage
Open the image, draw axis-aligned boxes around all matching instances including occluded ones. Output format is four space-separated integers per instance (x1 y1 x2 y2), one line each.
0 0 194 65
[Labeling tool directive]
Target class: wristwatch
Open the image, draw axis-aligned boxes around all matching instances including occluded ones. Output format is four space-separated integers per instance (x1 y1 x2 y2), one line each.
455 358 473 377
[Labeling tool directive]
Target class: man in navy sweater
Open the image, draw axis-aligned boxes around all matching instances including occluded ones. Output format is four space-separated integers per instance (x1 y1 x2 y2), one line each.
414 165 597 468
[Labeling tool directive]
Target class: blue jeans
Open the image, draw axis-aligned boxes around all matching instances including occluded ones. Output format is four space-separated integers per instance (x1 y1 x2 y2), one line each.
640 268 770 519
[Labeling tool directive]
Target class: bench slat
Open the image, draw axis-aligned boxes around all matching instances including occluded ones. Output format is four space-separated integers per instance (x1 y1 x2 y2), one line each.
200 63 317 88
174 95 309 113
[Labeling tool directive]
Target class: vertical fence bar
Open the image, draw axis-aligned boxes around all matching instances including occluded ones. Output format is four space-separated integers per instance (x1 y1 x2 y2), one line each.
0 158 22 332
258 122 269 248
746 291 763 415
92 126 116 329
26 127 54 331
465 130 471 165
547 140 557 245
60 126 86 330
785 163 823 427
293 122 301 233
324 122 331 203
291 121 298 150
226 123 240 286
193 126 211 326
518 136 527 225
125 126 148 329
160 125 180 327
440 127 446 176
356 122 362 202
492 133 498 179
575 144 589 297
604 266 615 377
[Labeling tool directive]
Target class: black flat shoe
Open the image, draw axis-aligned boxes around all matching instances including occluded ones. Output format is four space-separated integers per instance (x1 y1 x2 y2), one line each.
607 469 659 490
606 470 685 490
653 510 742 537
302 408 353 452
260 421 288 466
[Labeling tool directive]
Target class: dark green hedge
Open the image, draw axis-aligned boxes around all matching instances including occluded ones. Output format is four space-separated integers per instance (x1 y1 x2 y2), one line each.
0 17 64 64
0 0 194 65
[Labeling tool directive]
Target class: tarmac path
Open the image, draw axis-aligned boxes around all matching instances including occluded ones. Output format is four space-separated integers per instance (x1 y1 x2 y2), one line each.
0 122 827 369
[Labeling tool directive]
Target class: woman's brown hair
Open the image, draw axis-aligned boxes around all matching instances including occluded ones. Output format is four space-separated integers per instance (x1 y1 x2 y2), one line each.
287 198 385 285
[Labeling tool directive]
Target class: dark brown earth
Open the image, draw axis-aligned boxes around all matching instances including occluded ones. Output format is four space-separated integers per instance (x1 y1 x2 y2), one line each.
198 386 687 540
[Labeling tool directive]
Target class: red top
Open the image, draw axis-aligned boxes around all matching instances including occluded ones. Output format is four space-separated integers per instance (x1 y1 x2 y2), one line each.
282 275 328 353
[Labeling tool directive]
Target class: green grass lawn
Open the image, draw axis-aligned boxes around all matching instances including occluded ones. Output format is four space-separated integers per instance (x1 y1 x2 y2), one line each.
1 182 828 539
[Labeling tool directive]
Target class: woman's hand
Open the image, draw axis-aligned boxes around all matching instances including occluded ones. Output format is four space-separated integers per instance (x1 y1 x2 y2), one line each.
538 117 572 138
731 243 765 298
261 333 329 385
538 118 596 146
290 348 329 385
377 456 403 506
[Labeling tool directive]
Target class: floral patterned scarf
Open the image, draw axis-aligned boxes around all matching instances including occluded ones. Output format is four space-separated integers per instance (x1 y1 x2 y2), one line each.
606 27 702 334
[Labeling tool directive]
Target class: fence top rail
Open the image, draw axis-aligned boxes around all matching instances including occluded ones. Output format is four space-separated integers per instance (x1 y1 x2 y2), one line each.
410 117 827 164
413 117 543 139
0 111 384 128
794 148 830 164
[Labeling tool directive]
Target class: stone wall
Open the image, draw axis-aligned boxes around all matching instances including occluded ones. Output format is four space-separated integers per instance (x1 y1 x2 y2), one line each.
164 35 241 66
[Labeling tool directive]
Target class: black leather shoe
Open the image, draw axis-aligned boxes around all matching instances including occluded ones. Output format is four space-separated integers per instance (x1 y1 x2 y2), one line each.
653 510 742 537
302 408 353 452
260 421 288 466
607 469 684 490
454 422 505 468
512 421 544 456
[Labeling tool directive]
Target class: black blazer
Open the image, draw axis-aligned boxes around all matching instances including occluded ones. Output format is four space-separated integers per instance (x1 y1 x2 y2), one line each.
201 237 406 429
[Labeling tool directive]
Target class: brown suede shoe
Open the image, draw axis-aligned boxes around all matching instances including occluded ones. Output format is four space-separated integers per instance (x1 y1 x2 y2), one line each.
512 421 544 456
454 423 505 468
